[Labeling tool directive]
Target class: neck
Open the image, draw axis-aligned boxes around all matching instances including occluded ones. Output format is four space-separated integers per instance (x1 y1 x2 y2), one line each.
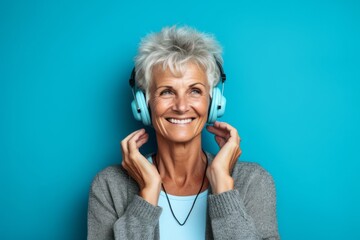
154 134 208 195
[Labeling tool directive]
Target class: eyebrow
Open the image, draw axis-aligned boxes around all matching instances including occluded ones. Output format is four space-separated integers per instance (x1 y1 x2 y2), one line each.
156 82 206 90
189 82 206 88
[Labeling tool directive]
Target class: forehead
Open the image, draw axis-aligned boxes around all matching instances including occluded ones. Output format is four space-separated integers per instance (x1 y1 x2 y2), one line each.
151 63 208 88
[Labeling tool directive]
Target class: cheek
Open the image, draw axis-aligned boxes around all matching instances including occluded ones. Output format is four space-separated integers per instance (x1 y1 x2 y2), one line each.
150 96 210 117
149 98 169 120
194 98 210 115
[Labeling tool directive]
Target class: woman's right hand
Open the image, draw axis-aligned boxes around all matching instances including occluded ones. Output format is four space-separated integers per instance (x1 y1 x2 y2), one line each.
121 129 161 206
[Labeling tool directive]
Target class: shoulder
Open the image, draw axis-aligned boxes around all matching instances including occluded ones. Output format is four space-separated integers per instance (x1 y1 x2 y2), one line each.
93 165 126 183
232 161 275 191
234 161 273 178
90 164 137 193
89 165 140 217
205 152 275 188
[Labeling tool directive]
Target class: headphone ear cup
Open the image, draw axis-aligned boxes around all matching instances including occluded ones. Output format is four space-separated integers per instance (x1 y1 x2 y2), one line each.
207 87 226 124
217 91 226 118
131 90 152 126
131 100 142 121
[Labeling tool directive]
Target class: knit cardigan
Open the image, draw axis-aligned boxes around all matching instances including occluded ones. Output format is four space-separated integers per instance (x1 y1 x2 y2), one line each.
87 152 280 239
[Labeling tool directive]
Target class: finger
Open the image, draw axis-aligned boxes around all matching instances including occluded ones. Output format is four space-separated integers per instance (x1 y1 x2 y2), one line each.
214 121 240 143
127 129 147 151
124 129 145 142
136 133 149 148
137 131 148 140
213 121 235 133
121 129 145 154
206 125 229 139
215 135 226 148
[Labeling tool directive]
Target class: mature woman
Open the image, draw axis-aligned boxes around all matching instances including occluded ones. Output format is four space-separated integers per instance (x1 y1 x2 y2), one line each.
88 26 279 240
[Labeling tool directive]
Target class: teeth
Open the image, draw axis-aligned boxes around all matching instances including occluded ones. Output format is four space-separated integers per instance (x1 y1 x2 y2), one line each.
168 118 193 124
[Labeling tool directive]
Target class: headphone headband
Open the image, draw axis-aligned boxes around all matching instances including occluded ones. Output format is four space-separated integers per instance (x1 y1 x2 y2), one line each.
215 60 226 83
129 68 136 88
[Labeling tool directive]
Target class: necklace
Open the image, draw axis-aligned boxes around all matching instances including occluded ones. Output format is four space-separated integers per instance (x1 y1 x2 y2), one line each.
154 151 208 226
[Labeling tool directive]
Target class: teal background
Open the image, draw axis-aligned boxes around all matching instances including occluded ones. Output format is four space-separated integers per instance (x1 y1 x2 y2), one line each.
1 0 359 239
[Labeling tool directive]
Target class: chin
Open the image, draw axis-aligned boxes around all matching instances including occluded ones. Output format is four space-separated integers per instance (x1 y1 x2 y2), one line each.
165 133 201 144
163 135 201 144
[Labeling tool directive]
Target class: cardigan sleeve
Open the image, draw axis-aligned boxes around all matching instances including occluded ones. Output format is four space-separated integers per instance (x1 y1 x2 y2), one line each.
208 166 279 240
87 173 162 240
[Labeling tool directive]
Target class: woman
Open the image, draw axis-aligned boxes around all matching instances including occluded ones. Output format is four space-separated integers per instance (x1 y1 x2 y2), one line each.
88 26 279 240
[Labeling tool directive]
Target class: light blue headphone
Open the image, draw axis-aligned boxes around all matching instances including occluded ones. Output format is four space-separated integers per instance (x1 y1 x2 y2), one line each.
129 60 227 126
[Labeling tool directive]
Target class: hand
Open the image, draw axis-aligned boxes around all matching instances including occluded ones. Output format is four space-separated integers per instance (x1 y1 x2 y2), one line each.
206 121 242 194
121 129 161 205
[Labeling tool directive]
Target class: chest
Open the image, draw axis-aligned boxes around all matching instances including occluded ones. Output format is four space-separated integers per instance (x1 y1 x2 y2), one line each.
158 190 208 240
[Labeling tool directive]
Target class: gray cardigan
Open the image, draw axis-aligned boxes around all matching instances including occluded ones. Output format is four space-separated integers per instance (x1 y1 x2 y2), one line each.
87 153 280 239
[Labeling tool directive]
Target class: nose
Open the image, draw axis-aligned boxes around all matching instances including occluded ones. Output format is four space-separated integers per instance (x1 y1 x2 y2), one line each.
172 94 189 113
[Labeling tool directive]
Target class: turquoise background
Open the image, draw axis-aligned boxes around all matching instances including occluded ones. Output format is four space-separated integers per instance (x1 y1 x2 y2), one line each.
1 0 359 239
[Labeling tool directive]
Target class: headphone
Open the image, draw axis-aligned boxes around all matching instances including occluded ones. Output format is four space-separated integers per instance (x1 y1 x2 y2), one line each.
129 60 227 126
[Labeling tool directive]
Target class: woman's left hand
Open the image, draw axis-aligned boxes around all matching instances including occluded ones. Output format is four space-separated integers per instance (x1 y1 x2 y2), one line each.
206 121 242 194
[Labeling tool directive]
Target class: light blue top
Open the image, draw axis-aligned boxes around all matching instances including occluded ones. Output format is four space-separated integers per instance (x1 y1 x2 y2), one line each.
147 155 208 239
158 189 208 240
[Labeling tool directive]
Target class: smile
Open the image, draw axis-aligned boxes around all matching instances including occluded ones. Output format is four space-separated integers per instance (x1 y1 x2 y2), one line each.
166 118 194 124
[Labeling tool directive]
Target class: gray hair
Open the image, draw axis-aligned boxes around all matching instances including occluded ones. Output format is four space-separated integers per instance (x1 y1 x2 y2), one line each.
134 26 223 102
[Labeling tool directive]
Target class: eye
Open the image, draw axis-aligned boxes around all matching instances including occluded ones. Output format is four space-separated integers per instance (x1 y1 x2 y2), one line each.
159 89 173 96
190 88 202 95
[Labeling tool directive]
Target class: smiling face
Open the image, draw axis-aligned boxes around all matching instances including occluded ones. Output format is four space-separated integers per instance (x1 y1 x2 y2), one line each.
148 62 210 144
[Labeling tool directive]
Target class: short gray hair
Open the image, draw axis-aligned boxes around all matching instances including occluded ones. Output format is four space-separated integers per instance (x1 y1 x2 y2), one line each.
134 26 223 102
